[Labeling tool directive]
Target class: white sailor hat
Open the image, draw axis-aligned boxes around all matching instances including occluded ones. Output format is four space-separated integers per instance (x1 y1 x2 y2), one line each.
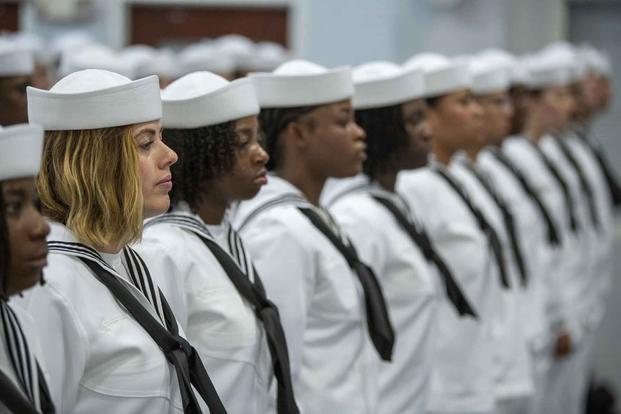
250 59 353 108
539 42 587 82
0 124 44 181
118 45 157 79
245 41 289 72
468 54 511 95
579 45 612 77
214 34 256 70
179 42 236 76
0 39 34 77
161 71 259 129
521 52 574 90
352 61 425 110
477 48 530 87
403 52 471 98
27 69 162 131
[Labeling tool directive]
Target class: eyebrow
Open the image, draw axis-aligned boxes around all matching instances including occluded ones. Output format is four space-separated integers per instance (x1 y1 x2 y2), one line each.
134 128 159 137
4 188 28 198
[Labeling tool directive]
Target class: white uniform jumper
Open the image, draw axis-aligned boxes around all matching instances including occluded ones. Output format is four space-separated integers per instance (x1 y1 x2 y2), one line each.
14 223 191 414
397 165 497 414
503 134 586 414
232 175 378 414
135 202 275 414
450 155 535 411
323 175 438 414
0 304 53 413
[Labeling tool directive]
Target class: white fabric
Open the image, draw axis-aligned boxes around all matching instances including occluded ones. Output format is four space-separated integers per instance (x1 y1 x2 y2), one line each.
0 305 49 405
449 156 535 402
0 41 34 77
396 165 496 413
246 42 288 72
0 124 44 181
162 72 259 128
250 60 353 108
232 175 378 414
469 55 511 94
322 175 438 414
477 49 530 87
135 204 275 414
179 42 236 76
27 69 161 130
522 54 573 89
13 223 189 414
403 53 472 98
352 61 425 109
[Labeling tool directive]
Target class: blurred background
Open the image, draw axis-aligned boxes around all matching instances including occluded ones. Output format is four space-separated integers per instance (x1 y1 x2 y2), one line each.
1 0 620 405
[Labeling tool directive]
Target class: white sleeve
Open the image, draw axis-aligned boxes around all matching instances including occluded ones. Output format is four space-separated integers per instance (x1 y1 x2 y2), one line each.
240 214 315 383
18 283 88 413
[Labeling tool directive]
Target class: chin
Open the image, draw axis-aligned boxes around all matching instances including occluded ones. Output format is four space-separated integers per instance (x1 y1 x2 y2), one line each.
144 196 171 218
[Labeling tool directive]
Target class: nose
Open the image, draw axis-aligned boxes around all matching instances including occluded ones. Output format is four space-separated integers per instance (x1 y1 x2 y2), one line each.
254 143 270 165
161 141 178 168
352 120 367 141
418 120 433 143
29 211 50 242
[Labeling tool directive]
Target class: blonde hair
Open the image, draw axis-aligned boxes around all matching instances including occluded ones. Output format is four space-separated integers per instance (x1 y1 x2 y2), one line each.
37 127 143 248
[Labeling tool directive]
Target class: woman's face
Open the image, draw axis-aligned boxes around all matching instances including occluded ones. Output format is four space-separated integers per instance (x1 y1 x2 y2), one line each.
394 98 432 170
132 120 178 219
214 115 270 202
298 99 367 178
537 85 576 132
2 177 50 297
477 91 514 146
428 89 484 155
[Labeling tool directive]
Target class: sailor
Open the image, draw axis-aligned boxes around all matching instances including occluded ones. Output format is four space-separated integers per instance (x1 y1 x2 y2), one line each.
135 71 298 414
322 61 477 414
0 40 34 126
232 60 394 413
397 53 502 414
16 69 226 414
0 123 54 413
502 50 587 414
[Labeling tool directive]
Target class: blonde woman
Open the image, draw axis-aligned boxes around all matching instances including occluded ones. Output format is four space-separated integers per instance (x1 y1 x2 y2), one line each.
16 69 226 414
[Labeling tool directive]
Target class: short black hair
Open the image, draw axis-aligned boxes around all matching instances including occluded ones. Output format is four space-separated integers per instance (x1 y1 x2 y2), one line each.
164 121 237 209
0 185 10 299
258 105 318 170
355 103 408 180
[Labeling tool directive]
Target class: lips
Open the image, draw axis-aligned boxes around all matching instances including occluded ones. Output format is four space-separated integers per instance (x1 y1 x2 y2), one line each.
156 175 172 186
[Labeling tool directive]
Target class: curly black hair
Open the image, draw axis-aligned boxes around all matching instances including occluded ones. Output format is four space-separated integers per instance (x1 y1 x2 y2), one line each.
355 103 408 180
0 186 10 299
164 121 238 209
258 105 318 170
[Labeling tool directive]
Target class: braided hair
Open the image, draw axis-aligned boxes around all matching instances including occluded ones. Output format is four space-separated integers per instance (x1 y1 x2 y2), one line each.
0 185 10 300
258 105 318 170
355 103 408 180
164 121 238 209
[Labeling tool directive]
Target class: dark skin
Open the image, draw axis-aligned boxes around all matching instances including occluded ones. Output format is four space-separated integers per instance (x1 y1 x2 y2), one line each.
428 89 484 165
195 115 269 224
475 91 514 152
2 177 50 297
375 99 431 192
275 99 367 205
0 75 31 126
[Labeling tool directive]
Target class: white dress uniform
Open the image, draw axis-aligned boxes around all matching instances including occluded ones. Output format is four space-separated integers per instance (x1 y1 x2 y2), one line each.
135 202 274 414
397 164 497 414
14 223 190 414
232 175 378 414
0 304 52 413
323 175 438 414
477 148 558 412
502 134 586 414
564 130 615 326
449 155 535 412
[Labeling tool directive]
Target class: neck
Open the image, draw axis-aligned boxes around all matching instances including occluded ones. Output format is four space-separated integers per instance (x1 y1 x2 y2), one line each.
275 163 325 206
523 118 546 142
432 141 454 165
375 167 398 193
194 189 228 225
96 244 122 254
464 145 480 161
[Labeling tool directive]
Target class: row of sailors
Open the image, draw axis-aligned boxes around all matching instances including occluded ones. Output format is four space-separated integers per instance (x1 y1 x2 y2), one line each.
0 40 617 414
0 31 290 90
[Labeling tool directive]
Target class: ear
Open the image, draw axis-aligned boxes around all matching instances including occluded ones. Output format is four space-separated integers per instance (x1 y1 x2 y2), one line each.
284 120 311 151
